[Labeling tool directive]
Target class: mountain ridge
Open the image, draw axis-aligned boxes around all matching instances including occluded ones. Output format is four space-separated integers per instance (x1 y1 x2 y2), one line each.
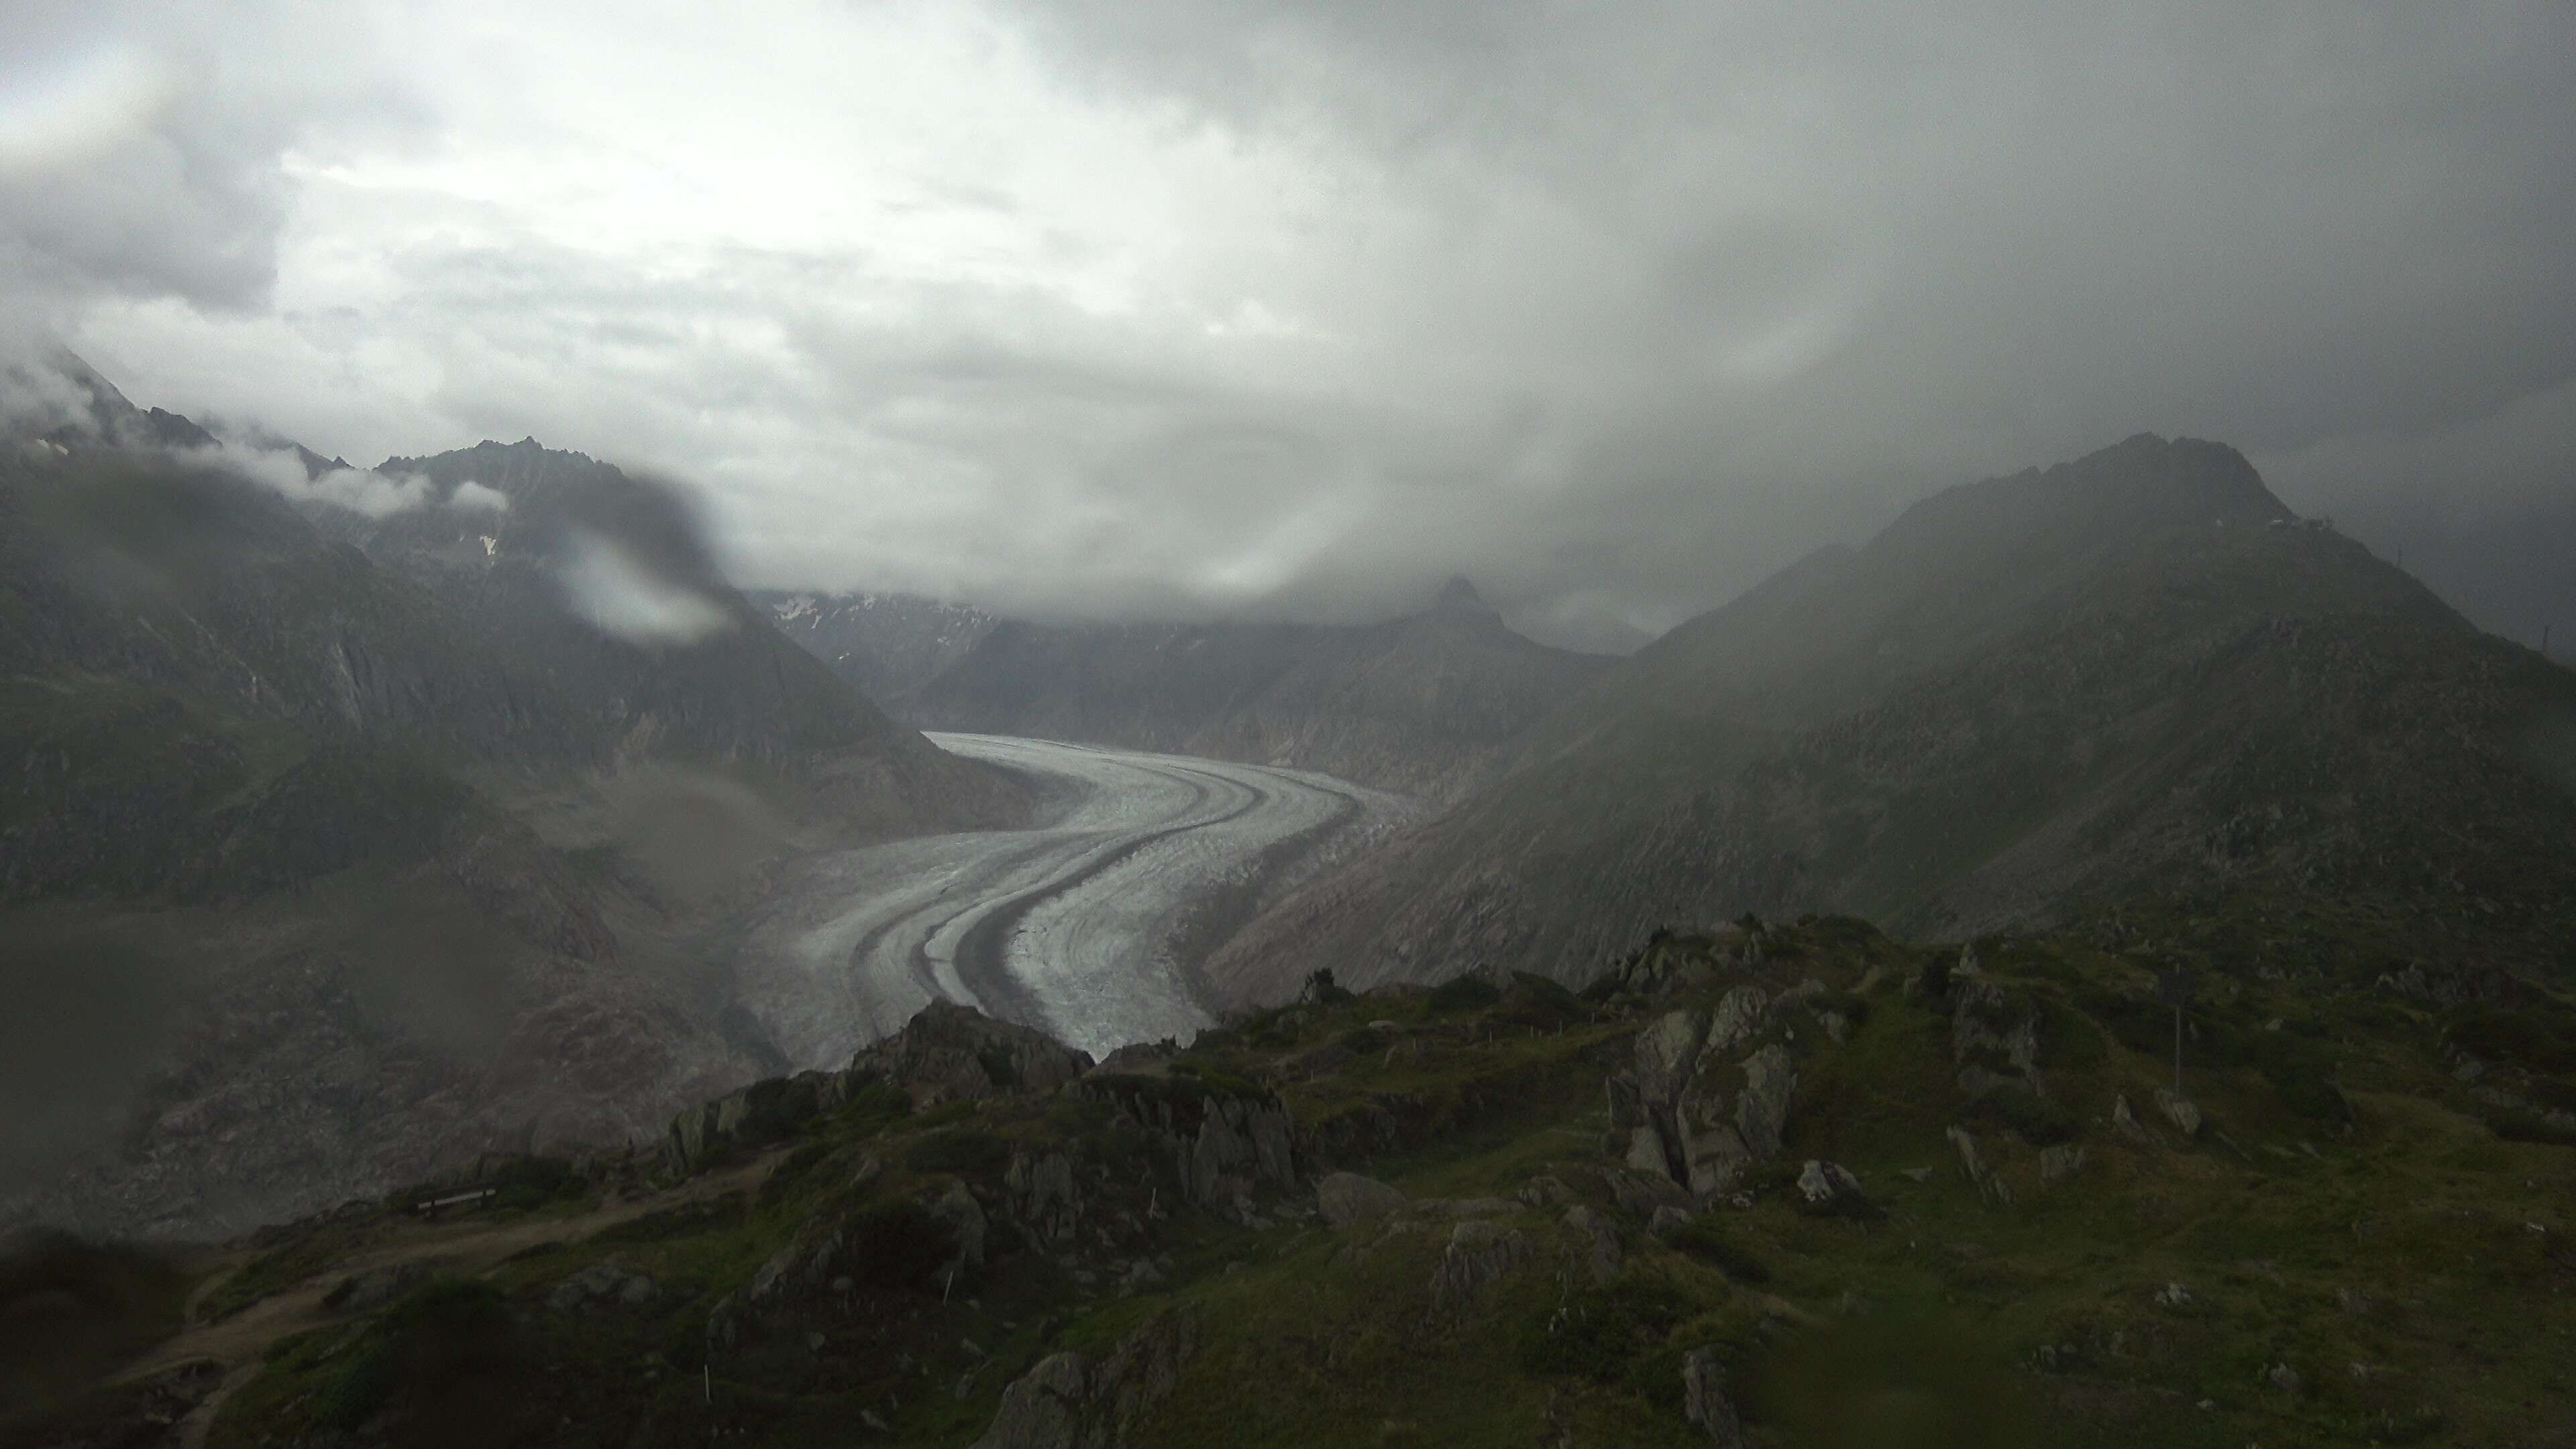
1204 434 2576 1004
755 579 1614 803
0 358 1030 1239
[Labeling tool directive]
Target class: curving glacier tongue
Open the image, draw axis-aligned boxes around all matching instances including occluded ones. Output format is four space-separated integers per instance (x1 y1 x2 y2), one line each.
726 733 1414 1064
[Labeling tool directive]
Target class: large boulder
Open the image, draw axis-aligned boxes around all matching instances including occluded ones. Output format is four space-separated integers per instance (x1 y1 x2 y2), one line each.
1635 1008 1711 1104
1794 1159 1872 1217
1706 986 1770 1057
1732 1046 1797 1163
1317 1172 1407 1230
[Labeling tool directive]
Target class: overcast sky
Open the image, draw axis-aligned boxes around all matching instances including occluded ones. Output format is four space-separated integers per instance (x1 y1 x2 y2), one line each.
5 1 2572 651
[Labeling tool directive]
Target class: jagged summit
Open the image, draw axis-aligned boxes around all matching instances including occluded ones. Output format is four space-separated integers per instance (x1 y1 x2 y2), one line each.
1880 432 2289 568
1429 574 1496 614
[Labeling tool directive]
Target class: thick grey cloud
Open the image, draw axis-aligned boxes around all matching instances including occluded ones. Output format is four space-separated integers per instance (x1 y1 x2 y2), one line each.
0 2 424 314
9 1 2573 651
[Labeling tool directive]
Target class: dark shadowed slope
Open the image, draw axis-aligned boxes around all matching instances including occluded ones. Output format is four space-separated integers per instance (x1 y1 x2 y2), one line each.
344 438 1026 835
1209 435 2576 1003
895 578 1613 803
0 366 1028 1237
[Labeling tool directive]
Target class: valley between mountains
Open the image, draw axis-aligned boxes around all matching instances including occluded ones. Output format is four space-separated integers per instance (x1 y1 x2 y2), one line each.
727 733 1413 1067
9 356 2576 1449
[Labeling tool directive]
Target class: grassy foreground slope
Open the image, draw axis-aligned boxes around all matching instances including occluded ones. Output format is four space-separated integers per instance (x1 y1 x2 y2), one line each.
15 911 2572 1447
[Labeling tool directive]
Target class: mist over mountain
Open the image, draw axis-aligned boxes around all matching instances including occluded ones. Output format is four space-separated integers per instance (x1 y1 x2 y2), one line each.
2329 496 2576 664
0 356 1028 1237
9 7 2576 1442
747 590 999 710
1210 434 2576 1002
757 576 1612 802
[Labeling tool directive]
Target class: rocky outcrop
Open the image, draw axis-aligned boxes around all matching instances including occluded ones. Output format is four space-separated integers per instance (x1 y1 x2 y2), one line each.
1073 1075 1297 1212
1733 1046 1797 1163
545 1261 657 1313
1596 926 1753 999
1681 1346 1748 1448
663 1071 844 1175
2039 1143 2088 1185
974 1307 1201 1449
1706 985 1769 1057
662 1004 1102 1178
1606 992 1805 1203
1562 1205 1623 1283
2112 1093 2157 1145
1427 1221 1532 1318
1951 977 2039 1097
852 1001 1096 1105
2154 1088 2203 1139
996 1073 1301 1252
1002 1147 1087 1246
708 1185 978 1352
1946 1125 2012 1207
930 1179 988 1271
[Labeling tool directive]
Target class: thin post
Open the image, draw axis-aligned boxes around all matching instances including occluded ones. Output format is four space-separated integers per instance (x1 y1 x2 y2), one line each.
2173 1006 2184 1093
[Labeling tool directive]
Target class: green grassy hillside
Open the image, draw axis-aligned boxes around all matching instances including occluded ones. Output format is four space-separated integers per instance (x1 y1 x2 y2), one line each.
23 912 2569 1447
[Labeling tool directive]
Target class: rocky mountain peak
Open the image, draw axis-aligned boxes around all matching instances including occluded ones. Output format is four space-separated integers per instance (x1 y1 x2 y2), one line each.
1430 575 1496 615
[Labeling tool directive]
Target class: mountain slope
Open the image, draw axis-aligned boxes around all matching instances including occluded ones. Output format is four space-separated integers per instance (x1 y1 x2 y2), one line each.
899 578 1613 802
0 369 1030 1237
749 589 998 707
353 439 1008 805
1208 436 2576 1002
23 914 2576 1448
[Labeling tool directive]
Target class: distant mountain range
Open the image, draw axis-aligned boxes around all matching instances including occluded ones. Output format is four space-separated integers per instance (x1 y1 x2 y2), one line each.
752 578 1613 803
748 590 998 710
0 355 1026 1236
1206 434 2576 1002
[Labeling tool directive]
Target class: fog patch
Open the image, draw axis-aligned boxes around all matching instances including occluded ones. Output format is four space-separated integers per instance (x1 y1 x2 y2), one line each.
0 920 199 1201
0 346 99 435
556 527 735 645
177 437 528 521
447 478 509 513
